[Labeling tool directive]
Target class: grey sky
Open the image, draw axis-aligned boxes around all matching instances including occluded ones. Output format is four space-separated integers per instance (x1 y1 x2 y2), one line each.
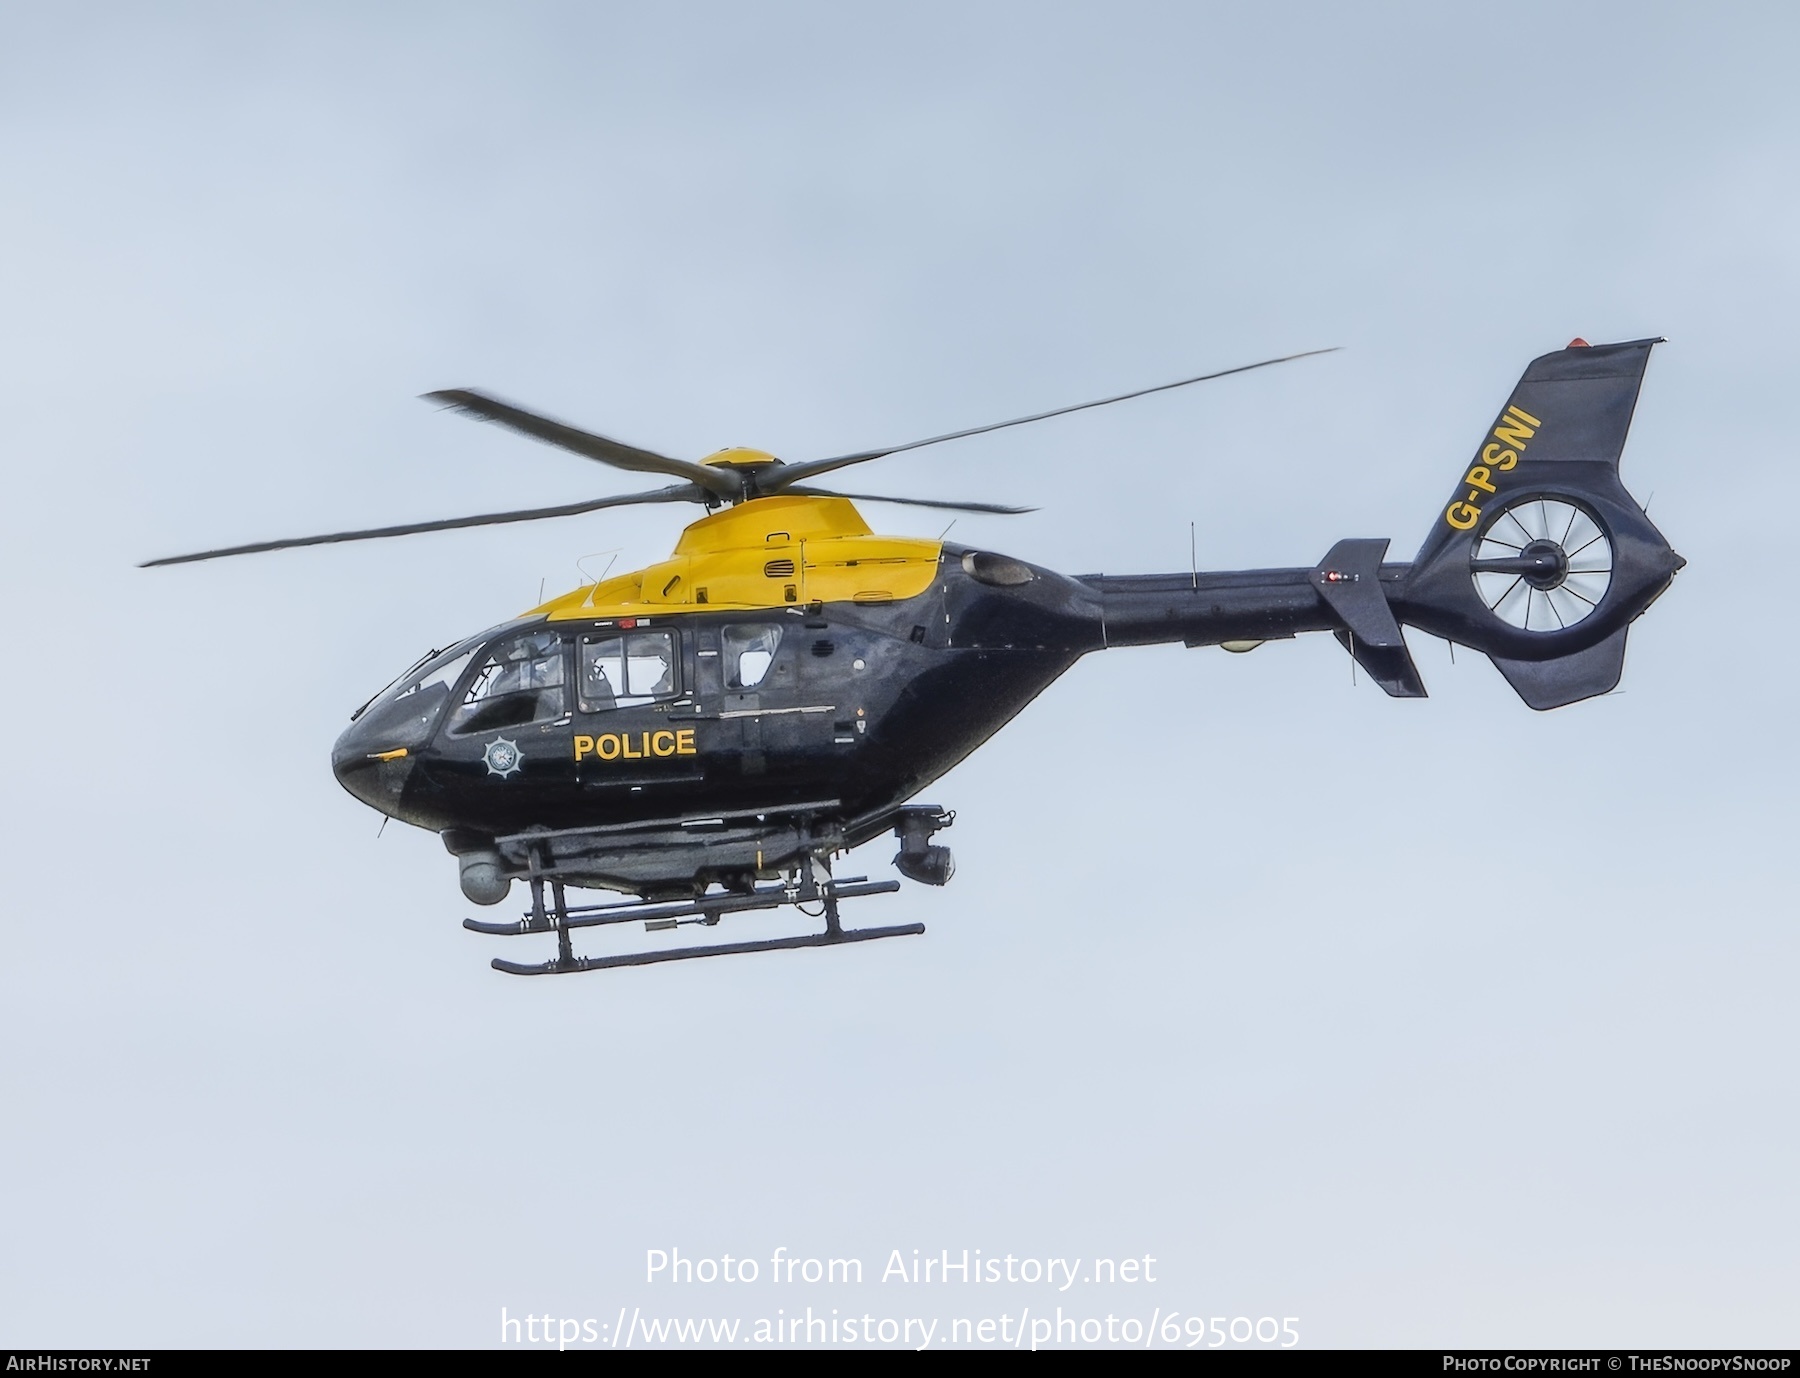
2 1 1795 1348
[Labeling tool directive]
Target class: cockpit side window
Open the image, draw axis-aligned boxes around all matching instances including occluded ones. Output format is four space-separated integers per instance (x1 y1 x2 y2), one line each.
723 624 781 689
448 631 567 734
579 629 680 713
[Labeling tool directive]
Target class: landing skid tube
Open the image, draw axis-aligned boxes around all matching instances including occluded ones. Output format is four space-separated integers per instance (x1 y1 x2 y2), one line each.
462 878 904 937
463 839 919 975
489 920 926 975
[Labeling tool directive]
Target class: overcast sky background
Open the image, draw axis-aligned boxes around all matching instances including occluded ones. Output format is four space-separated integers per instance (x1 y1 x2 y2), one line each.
2 1 1796 1349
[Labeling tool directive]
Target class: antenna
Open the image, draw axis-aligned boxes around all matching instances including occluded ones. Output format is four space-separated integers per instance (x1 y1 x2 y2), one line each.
1189 521 1197 590
576 549 622 587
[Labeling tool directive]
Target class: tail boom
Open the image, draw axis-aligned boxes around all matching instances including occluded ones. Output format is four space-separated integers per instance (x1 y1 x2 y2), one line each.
1079 338 1682 709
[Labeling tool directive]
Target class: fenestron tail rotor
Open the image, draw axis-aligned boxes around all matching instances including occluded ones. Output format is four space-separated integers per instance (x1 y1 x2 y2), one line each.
141 348 1334 566
1470 496 1614 632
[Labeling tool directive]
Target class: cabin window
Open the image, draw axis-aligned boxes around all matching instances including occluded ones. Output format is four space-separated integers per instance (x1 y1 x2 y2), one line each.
579 629 679 712
449 631 566 734
723 624 782 689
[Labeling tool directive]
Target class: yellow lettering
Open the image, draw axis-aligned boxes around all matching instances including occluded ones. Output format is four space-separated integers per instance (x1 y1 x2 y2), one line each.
1505 403 1542 427
1482 442 1519 471
587 730 699 764
1493 417 1536 449
1446 500 1481 530
1464 465 1497 494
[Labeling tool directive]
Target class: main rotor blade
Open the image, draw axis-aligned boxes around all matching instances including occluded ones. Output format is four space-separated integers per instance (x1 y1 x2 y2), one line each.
783 485 1034 515
765 347 1340 492
140 484 706 567
423 389 742 500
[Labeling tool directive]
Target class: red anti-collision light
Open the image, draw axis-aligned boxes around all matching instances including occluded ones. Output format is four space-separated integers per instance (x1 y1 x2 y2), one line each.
1567 337 1590 348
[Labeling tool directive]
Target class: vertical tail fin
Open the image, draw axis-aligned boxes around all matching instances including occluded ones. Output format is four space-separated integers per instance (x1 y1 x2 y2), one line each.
1392 338 1684 709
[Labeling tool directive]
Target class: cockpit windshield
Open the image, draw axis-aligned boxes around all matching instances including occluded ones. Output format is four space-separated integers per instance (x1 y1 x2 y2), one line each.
358 643 478 719
349 640 480 747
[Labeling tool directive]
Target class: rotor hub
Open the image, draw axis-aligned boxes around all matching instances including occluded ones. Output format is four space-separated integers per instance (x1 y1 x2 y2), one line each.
702 447 783 487
1518 537 1570 590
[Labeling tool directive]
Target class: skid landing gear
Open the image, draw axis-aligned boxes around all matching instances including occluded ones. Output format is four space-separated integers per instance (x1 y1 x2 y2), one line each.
464 839 920 976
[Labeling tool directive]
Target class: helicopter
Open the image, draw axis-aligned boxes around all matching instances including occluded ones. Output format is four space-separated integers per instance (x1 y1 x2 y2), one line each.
144 338 1682 975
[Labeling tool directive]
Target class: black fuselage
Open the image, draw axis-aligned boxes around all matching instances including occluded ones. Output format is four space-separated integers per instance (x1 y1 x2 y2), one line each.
331 515 1676 895
330 545 1350 850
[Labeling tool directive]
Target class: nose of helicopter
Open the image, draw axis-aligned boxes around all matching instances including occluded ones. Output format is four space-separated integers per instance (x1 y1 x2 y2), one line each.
331 724 416 815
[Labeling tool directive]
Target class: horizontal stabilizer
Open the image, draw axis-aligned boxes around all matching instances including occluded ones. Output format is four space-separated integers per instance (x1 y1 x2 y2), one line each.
1332 629 1428 698
1489 628 1628 710
1313 538 1427 698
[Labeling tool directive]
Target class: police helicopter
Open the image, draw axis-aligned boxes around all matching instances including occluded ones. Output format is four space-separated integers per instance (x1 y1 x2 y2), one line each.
144 338 1682 975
